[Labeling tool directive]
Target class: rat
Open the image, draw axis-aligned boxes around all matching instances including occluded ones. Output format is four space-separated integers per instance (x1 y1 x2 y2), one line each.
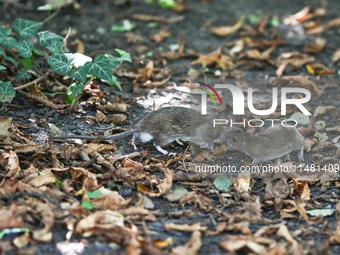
227 124 305 164
50 106 228 155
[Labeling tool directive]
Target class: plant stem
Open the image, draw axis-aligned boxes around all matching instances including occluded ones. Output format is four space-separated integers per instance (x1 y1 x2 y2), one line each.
14 71 51 91
42 6 61 24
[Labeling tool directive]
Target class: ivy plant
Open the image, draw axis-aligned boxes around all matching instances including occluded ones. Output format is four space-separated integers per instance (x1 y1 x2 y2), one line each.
0 18 131 104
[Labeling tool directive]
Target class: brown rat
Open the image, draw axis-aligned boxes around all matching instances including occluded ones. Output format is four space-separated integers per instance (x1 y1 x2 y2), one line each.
227 124 305 164
50 106 228 155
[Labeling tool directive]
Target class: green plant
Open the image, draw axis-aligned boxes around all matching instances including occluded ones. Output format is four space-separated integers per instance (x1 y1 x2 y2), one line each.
0 18 131 104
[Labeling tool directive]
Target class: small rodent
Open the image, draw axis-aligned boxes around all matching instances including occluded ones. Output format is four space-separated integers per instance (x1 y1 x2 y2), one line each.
50 106 228 155
227 124 305 164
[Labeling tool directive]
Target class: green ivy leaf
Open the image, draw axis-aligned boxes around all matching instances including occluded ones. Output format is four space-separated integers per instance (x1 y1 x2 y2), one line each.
158 0 176 9
290 112 310 125
5 56 18 67
115 49 132 62
33 48 45 56
47 53 71 75
314 120 326 130
84 54 111 81
16 69 32 82
87 189 102 199
0 48 6 57
65 81 85 104
0 65 5 70
105 50 131 68
12 18 42 39
81 201 94 210
14 40 34 58
46 40 63 53
111 20 135 32
314 132 328 142
0 27 12 37
0 37 17 49
0 81 16 103
70 66 87 83
37 31 64 46
102 75 122 91
21 54 34 70
105 54 119 68
213 174 232 192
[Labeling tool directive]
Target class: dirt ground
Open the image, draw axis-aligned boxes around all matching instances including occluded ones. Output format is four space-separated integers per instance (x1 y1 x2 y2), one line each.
1 0 340 254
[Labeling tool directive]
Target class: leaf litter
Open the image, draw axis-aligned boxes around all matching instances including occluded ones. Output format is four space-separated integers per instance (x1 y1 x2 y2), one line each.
1 2 340 255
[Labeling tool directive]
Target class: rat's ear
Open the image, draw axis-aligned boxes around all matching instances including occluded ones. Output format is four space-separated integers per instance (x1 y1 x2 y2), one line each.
242 136 246 145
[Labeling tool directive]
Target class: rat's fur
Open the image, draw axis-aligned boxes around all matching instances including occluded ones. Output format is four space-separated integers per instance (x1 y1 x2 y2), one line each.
228 124 305 164
50 107 228 154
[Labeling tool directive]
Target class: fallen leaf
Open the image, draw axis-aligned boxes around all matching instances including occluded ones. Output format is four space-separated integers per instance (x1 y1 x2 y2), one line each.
292 179 310 201
150 27 170 43
305 37 326 53
304 138 317 152
0 118 12 139
306 209 335 217
191 48 234 70
165 222 207 232
137 168 172 197
210 16 244 36
171 231 201 255
332 49 340 62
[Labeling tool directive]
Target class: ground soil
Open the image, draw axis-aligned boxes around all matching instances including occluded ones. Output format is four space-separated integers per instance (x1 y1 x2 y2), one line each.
1 0 340 254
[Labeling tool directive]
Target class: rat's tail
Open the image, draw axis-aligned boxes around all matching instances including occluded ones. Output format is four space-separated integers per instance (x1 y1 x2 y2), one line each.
99 129 135 141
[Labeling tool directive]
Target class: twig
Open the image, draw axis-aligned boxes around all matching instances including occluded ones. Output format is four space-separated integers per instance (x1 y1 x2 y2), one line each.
182 145 189 174
61 27 71 54
14 71 51 91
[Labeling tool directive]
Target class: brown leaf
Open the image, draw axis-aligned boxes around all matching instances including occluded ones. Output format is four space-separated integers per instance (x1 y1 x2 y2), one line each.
332 49 340 62
191 47 220 66
306 63 335 75
210 17 244 36
165 222 207 232
137 168 172 197
171 231 201 255
0 150 20 177
292 179 310 201
75 210 125 237
276 52 314 77
304 138 317 152
179 191 213 210
313 105 336 117
142 75 171 88
150 28 170 43
220 236 267 255
305 37 326 53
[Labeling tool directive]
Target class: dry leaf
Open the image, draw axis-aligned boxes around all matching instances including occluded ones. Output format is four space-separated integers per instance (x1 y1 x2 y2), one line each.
292 179 310 201
150 28 170 43
165 222 207 232
137 168 172 197
332 49 340 62
305 37 326 53
171 231 201 255
0 117 12 139
210 16 244 36
306 63 335 75
304 138 317 152
191 48 234 70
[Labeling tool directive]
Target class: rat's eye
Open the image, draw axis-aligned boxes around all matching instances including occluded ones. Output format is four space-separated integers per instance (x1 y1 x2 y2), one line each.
232 137 236 143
